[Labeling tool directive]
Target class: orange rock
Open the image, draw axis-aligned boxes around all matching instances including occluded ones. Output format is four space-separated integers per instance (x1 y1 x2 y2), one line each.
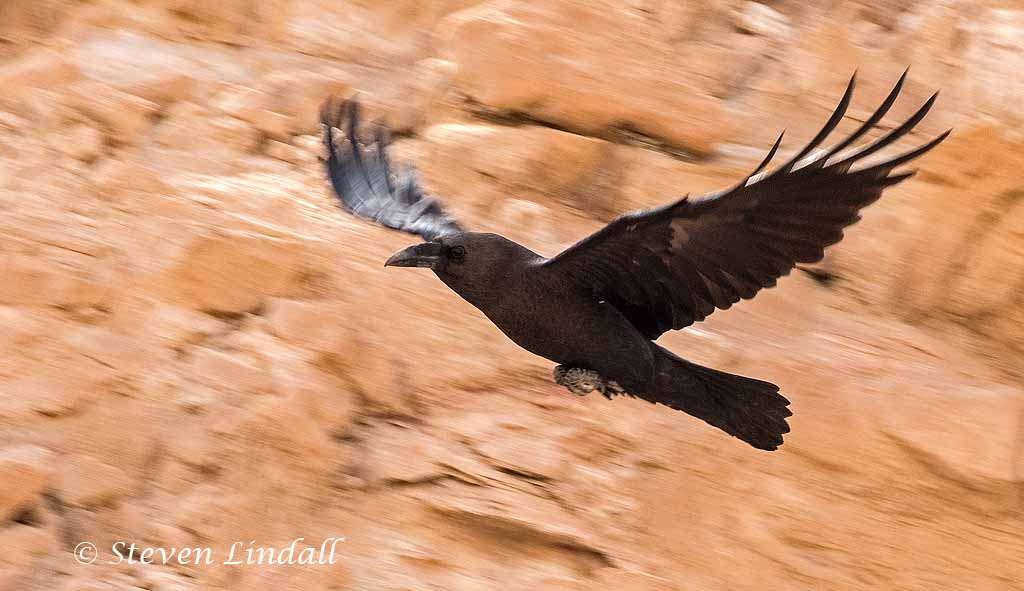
0 445 54 521
0 2 1020 590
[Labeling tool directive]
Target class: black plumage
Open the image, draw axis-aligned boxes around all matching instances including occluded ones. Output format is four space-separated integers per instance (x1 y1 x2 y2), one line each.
320 98 463 241
319 72 949 451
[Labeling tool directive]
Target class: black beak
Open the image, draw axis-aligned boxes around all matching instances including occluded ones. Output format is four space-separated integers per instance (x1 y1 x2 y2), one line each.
384 242 444 268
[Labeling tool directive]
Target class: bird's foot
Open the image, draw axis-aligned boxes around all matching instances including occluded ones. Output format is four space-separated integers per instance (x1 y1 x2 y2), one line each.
553 366 624 400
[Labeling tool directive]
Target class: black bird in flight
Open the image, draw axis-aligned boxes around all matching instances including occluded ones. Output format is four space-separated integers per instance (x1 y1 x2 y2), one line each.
319 72 948 451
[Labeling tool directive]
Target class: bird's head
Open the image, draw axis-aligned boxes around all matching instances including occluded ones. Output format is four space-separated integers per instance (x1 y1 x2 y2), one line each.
384 232 537 302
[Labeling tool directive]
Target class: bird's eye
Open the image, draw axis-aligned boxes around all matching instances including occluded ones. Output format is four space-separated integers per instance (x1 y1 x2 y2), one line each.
449 245 466 261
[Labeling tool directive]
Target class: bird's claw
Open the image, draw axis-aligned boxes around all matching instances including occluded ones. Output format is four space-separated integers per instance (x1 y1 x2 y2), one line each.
553 366 624 400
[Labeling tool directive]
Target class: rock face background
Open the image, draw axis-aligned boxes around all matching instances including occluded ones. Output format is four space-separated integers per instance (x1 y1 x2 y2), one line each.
0 1 1022 589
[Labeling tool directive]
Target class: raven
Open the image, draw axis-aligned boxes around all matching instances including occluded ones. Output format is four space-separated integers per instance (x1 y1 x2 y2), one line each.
320 72 948 451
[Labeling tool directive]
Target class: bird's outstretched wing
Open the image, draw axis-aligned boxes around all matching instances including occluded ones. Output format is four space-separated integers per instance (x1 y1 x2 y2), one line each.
542 71 949 340
320 97 464 241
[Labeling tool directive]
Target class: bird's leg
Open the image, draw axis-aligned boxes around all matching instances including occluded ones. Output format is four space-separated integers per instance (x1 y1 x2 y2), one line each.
553 365 625 400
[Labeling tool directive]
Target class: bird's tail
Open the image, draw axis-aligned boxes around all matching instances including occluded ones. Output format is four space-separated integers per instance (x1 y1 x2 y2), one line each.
640 345 792 451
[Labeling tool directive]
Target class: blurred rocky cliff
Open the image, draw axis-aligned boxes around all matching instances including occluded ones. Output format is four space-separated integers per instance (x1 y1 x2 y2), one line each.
0 1 1021 589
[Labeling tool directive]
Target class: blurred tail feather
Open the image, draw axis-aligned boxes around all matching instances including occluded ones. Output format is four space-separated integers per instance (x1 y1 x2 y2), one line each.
639 346 792 451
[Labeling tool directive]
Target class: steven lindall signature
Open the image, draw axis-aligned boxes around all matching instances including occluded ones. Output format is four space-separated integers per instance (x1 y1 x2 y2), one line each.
73 537 344 566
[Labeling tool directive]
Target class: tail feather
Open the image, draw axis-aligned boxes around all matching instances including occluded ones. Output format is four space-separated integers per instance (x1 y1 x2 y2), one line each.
640 346 792 450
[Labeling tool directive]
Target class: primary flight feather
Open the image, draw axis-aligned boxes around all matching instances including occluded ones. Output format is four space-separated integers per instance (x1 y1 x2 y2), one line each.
319 72 948 451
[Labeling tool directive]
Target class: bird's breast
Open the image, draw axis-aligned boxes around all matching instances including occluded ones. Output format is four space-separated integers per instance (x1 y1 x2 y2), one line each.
479 286 653 381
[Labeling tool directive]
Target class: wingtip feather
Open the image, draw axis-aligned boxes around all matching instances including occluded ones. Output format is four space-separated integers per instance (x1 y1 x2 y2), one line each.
748 129 785 180
824 67 909 160
775 72 856 174
829 87 940 171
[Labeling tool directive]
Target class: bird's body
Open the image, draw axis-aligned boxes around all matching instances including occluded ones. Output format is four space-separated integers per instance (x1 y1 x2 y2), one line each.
319 71 949 451
446 252 657 390
417 231 789 448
